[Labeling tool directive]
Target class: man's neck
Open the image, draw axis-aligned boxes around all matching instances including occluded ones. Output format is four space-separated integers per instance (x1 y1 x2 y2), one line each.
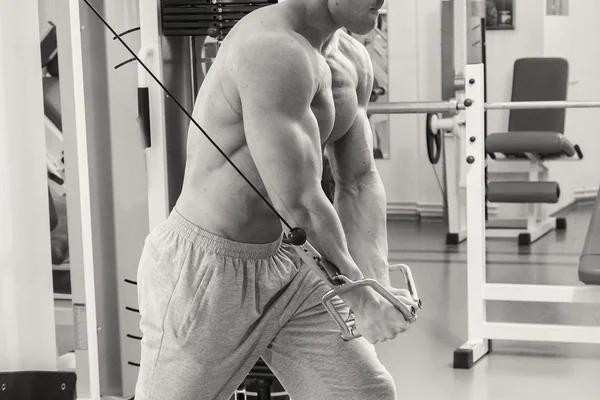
282 0 341 52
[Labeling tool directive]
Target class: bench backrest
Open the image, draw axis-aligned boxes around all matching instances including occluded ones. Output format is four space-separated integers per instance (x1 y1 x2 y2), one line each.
509 57 569 134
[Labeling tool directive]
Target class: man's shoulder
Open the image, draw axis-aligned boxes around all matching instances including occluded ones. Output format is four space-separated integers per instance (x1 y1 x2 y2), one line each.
225 27 316 87
227 13 310 60
223 26 318 103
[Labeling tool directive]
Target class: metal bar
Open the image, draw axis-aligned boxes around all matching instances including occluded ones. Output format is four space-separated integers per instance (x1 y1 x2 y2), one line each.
464 64 487 344
60 0 103 397
368 99 600 116
484 100 600 110
484 322 600 344
484 283 600 304
367 101 459 115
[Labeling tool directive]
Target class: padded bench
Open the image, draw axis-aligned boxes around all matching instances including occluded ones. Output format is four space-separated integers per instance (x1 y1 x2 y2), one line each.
486 131 582 206
484 57 582 245
487 131 579 159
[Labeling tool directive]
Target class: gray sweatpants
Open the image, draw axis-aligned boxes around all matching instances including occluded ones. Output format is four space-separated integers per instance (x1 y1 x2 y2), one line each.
134 209 395 400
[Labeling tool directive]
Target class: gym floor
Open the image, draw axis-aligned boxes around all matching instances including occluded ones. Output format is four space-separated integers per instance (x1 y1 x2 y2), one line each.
381 203 600 399
55 204 600 399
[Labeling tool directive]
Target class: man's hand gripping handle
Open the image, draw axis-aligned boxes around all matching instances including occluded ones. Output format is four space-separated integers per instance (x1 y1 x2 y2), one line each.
288 228 422 341
322 265 421 341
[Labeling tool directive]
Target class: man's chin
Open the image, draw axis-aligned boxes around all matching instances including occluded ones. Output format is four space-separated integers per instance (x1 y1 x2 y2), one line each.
349 24 377 36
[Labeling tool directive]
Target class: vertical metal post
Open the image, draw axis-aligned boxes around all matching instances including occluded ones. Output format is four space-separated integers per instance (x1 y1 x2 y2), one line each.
55 0 103 397
453 63 490 369
468 0 489 222
0 0 57 372
465 64 486 343
140 0 170 230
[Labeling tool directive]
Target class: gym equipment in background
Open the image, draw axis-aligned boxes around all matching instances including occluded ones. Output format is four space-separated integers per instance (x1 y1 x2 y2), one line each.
454 63 600 370
37 20 74 330
0 371 76 400
485 57 582 246
365 70 600 370
579 188 600 285
40 22 66 196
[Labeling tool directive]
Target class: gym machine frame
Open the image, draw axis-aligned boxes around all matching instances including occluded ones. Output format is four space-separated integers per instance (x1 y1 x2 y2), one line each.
3 0 172 398
454 64 600 368
2 0 102 398
386 0 600 367
366 70 600 369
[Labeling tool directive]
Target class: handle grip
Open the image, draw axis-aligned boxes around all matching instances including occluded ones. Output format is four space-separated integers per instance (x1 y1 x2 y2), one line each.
321 264 422 341
389 263 422 308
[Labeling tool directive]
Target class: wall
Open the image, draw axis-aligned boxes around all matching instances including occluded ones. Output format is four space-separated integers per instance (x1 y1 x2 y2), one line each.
484 0 546 218
381 0 470 219
416 0 446 217
378 0 423 217
542 0 600 207
381 0 447 219
382 0 600 219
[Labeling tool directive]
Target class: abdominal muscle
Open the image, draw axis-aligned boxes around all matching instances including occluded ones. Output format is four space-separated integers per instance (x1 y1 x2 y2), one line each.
176 147 285 245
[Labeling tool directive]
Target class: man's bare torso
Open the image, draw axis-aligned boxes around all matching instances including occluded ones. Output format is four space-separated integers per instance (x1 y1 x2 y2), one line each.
175 4 371 244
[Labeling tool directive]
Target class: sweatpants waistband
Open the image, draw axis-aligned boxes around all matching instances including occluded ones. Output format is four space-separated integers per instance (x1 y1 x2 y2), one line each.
162 208 284 259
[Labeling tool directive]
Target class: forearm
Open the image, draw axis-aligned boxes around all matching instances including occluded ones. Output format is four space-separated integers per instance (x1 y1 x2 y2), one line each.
285 191 365 283
335 171 390 287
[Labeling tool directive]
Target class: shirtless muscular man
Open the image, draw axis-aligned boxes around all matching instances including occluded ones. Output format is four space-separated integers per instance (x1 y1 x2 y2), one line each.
134 0 417 399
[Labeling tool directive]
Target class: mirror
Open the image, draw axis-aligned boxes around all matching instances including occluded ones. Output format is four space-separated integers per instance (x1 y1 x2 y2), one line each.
352 0 390 159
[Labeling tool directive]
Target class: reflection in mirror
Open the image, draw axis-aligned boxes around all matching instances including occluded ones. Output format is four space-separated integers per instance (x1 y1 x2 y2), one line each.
39 19 74 364
40 22 71 283
352 0 390 159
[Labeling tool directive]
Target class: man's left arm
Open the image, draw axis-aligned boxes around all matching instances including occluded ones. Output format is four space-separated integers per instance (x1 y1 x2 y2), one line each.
325 49 390 287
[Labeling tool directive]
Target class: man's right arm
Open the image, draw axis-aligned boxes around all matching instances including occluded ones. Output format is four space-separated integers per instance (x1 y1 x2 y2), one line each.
226 34 413 344
229 34 367 289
